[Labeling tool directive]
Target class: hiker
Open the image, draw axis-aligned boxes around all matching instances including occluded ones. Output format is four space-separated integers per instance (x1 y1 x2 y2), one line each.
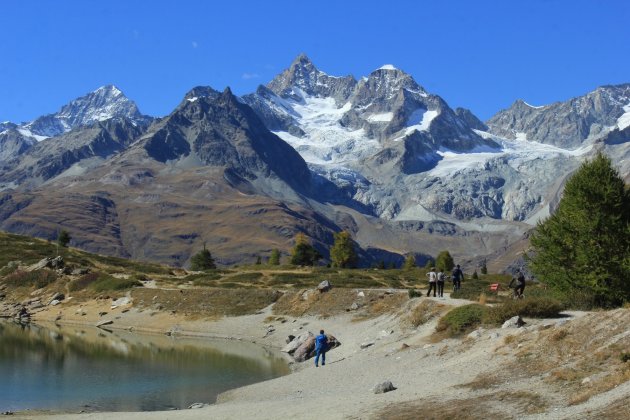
437 269 446 297
314 329 329 367
451 264 464 291
509 270 526 299
426 267 437 297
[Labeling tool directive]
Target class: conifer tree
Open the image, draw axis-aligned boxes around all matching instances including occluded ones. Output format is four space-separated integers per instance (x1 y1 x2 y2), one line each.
289 233 321 266
269 248 281 265
403 254 416 270
57 230 71 248
436 250 455 272
528 153 630 306
190 243 216 270
330 231 358 268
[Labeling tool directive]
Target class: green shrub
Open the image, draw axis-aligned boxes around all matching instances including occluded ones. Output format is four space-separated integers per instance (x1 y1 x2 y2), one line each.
69 272 141 292
483 297 564 325
3 269 57 289
408 289 422 298
228 272 264 283
436 304 487 335
91 276 142 292
620 353 630 363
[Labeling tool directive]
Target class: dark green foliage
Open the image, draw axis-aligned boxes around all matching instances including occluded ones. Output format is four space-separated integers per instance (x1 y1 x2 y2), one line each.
472 270 479 280
404 255 416 270
69 272 141 292
436 304 487 335
483 297 564 325
330 231 358 268
528 153 630 307
289 234 321 266
3 269 57 289
424 259 434 269
255 255 262 265
436 250 455 272
190 248 216 270
57 230 71 248
268 248 281 265
620 353 630 363
377 260 386 269
480 260 488 275
408 289 422 298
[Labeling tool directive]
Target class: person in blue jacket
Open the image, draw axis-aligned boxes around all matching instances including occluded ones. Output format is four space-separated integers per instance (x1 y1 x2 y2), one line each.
315 329 329 367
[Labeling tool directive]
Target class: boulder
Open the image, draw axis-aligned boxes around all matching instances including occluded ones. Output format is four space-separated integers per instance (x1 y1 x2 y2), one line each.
49 293 64 305
293 336 316 362
26 257 54 272
188 403 210 409
71 267 90 276
96 320 113 328
282 331 314 354
502 316 526 329
468 330 482 339
360 341 375 349
317 280 332 293
286 335 296 344
49 300 61 306
349 302 360 311
372 381 397 394
50 256 64 269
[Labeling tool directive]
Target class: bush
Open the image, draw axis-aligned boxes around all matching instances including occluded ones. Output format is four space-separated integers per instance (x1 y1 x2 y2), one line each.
3 269 57 289
408 289 422 298
69 272 141 292
483 297 564 325
436 304 487 335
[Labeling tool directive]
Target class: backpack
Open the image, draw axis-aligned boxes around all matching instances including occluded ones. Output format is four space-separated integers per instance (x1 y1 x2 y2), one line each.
437 272 445 282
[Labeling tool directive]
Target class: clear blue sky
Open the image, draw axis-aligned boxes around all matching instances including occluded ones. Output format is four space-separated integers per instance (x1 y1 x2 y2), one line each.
1 0 628 123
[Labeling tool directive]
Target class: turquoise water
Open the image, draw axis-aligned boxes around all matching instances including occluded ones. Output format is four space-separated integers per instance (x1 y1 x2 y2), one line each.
0 321 289 412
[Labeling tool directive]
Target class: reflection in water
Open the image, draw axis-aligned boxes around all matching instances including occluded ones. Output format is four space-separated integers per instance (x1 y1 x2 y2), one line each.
0 321 289 412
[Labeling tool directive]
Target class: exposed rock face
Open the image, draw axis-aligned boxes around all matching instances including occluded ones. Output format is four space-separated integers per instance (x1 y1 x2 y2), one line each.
26 85 151 138
0 118 145 190
267 54 357 105
487 84 630 148
0 129 36 162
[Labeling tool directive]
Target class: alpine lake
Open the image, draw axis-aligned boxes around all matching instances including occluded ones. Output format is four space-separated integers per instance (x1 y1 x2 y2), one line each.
0 320 290 413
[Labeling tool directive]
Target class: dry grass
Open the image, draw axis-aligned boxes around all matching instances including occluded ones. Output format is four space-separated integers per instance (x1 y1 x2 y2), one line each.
372 391 548 419
131 288 281 317
589 394 630 419
272 289 408 319
404 300 444 328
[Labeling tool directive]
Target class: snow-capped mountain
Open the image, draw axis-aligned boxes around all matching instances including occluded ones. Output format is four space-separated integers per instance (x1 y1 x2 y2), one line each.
0 55 628 269
24 85 150 138
487 84 630 148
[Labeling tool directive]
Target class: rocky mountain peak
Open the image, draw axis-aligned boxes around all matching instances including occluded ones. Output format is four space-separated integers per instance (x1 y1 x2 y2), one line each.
24 85 150 138
267 54 357 104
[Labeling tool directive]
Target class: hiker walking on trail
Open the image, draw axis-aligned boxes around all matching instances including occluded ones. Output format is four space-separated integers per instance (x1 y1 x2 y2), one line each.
426 267 437 297
451 264 464 291
437 269 446 297
314 329 329 367
509 270 526 299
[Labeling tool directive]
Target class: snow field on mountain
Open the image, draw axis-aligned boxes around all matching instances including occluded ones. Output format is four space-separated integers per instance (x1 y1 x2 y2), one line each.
273 91 380 165
426 130 593 178
617 104 630 130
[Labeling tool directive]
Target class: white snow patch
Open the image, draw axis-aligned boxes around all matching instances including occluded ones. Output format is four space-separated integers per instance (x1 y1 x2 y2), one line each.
187 97 199 102
367 112 394 123
515 132 528 141
393 109 439 140
617 103 630 130
379 64 398 71
17 128 49 142
272 93 380 165
426 133 593 178
523 101 546 109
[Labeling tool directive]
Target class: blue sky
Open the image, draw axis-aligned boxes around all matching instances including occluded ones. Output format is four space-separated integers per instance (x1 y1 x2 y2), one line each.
1 0 628 123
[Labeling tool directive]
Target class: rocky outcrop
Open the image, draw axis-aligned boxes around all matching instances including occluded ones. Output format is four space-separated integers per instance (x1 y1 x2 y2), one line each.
487 84 630 148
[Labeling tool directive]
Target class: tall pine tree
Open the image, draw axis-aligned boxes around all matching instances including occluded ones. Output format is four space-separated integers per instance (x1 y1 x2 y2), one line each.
330 231 358 268
528 153 630 306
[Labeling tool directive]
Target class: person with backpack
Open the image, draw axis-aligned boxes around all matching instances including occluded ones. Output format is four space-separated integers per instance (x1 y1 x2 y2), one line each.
509 270 526 299
437 269 446 298
426 267 437 297
451 264 464 291
314 329 329 367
